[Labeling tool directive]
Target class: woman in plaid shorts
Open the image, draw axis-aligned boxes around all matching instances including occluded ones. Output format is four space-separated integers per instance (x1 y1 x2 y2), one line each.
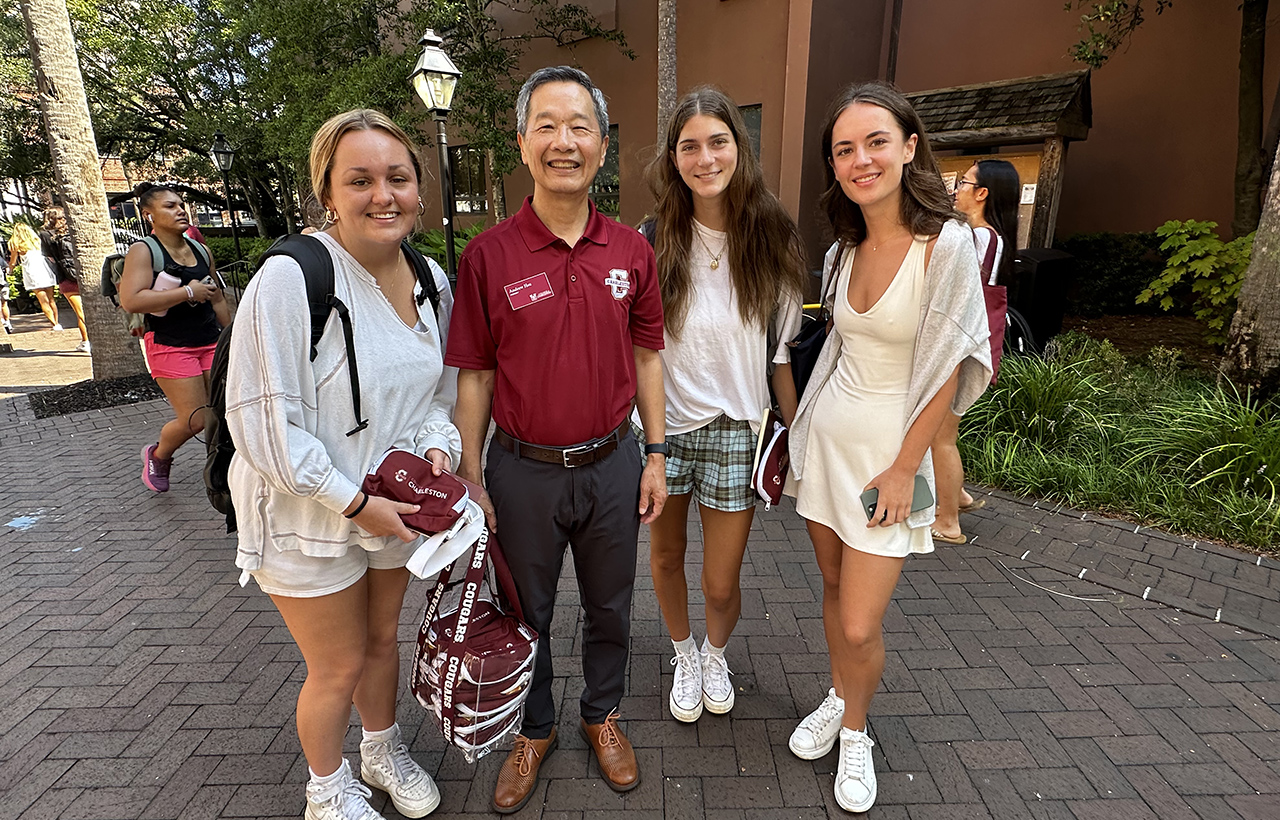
635 87 806 723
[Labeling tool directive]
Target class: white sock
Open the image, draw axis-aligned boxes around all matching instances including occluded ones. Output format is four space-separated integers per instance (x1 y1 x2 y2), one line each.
672 636 697 655
309 761 346 785
362 723 398 744
701 636 725 656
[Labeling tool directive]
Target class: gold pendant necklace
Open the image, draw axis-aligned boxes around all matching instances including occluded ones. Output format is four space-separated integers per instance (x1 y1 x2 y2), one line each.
693 227 726 270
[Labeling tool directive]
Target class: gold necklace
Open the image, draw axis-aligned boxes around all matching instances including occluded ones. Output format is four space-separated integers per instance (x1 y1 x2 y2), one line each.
693 226 726 270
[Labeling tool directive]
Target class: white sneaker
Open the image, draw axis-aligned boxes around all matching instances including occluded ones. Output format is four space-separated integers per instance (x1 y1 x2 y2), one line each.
669 644 703 722
305 759 384 820
360 726 440 817
835 726 877 812
701 643 734 714
789 687 844 759
75 340 90 353
51 323 63 331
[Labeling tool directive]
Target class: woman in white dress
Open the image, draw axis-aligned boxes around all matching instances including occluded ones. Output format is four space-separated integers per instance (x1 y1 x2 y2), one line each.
638 87 806 724
7 222 61 330
785 82 992 813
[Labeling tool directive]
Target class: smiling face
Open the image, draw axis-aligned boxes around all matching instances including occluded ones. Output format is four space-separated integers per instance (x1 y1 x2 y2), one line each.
828 101 918 216
518 81 607 199
325 128 419 249
143 191 189 233
673 114 739 209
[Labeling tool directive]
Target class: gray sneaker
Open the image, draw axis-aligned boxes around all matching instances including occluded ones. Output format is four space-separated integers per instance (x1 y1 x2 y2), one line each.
305 759 384 820
360 726 440 817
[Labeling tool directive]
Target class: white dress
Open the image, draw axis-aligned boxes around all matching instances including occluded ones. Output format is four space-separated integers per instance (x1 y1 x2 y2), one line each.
793 237 934 556
20 247 55 291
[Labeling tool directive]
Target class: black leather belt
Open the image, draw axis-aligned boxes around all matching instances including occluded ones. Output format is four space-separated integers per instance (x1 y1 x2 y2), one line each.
493 420 629 468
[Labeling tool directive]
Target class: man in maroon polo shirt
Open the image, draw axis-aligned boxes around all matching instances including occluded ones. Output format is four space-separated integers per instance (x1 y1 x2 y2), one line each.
445 66 668 813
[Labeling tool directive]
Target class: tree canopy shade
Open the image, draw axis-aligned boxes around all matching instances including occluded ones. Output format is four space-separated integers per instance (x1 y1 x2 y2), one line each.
1 0 628 229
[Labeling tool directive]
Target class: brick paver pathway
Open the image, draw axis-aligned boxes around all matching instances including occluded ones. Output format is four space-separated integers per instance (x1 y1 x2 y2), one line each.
1 395 1277 819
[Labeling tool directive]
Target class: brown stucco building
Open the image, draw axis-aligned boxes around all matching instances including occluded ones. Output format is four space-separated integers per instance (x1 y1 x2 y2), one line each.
429 0 1269 265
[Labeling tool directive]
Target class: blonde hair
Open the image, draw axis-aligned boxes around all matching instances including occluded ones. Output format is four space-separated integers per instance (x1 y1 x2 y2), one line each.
9 222 39 254
309 109 423 210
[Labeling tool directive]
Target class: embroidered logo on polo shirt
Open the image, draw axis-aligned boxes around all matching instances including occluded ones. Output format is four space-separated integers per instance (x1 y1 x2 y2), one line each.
604 268 631 300
505 272 555 310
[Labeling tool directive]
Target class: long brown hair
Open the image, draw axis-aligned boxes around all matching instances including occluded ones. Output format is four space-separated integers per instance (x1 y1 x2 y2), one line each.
646 87 807 339
818 81 956 248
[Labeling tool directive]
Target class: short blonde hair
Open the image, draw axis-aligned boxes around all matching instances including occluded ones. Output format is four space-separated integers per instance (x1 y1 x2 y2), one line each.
309 109 423 210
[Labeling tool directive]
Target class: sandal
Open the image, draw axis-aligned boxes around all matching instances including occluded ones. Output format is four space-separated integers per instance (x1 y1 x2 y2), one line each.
930 528 967 545
958 498 987 515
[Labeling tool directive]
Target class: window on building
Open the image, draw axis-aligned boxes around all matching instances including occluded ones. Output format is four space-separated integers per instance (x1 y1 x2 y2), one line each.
448 145 488 214
738 104 762 162
590 125 621 217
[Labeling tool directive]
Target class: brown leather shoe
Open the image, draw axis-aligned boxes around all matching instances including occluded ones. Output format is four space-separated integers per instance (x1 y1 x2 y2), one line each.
579 710 639 792
492 729 558 814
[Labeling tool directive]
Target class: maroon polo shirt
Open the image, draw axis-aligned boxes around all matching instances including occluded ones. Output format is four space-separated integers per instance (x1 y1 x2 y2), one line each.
445 197 664 447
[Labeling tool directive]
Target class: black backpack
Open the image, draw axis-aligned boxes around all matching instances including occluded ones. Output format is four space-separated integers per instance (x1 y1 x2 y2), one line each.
204 234 442 533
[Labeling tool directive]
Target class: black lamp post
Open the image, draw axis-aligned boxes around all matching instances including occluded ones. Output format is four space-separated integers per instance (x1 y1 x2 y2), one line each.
410 30 462 279
209 132 243 265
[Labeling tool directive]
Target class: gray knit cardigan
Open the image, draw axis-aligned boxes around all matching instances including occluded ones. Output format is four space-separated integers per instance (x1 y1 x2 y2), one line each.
787 219 994 529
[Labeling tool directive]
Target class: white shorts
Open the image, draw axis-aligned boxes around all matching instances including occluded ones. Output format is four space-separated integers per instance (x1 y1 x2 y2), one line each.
249 540 420 598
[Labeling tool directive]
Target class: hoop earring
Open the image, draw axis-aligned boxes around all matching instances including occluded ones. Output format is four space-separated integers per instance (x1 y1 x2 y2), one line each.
323 207 338 225
418 198 425 215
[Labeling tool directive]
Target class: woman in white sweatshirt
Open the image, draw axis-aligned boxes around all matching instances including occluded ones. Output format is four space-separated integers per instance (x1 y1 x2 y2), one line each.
226 109 459 820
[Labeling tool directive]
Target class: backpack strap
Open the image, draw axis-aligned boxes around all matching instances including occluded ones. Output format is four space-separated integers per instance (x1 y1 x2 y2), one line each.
184 236 212 269
141 236 166 274
401 240 442 317
256 234 368 436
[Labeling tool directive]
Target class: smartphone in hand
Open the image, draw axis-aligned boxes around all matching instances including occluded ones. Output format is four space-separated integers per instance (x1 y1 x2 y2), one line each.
860 475 934 521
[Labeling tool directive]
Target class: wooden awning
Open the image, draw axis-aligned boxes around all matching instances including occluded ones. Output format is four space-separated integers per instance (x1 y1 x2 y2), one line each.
905 70 1092 149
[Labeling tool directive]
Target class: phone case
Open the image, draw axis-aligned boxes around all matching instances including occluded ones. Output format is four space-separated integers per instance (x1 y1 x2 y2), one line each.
860 475 934 521
149 271 184 316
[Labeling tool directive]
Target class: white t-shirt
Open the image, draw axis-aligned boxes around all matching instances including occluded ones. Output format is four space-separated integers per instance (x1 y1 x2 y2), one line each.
634 220 803 436
974 227 1004 286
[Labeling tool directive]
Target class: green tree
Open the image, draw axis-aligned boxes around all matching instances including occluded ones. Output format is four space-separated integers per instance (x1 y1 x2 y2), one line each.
1066 0 1269 239
427 1 632 220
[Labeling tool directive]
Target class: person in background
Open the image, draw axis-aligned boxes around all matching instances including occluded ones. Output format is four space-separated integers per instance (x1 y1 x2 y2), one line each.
8 222 61 331
41 207 90 352
227 109 457 820
785 81 991 813
639 86 805 724
930 159 1020 545
446 66 666 813
118 183 229 493
0 240 12 333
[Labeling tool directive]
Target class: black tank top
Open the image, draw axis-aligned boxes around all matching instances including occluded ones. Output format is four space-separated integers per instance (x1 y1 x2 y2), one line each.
145 238 221 348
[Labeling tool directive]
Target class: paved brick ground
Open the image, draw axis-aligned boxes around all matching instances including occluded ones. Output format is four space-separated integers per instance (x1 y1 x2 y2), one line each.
1 389 1278 819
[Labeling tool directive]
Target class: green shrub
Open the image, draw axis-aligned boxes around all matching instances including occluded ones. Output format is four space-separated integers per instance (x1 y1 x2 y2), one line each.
408 223 488 272
204 236 276 270
1055 230 1166 317
959 332 1280 553
1136 219 1253 346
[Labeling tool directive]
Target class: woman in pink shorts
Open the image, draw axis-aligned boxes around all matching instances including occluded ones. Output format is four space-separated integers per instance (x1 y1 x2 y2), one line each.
118 182 230 492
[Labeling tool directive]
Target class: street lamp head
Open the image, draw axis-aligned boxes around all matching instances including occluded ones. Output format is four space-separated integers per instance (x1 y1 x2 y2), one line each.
410 29 461 115
209 132 236 173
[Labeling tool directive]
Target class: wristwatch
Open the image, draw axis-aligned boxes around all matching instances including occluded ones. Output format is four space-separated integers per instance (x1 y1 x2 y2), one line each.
644 442 669 457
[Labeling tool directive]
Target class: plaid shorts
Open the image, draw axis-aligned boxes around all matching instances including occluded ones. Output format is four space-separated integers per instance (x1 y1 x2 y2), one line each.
636 415 756 512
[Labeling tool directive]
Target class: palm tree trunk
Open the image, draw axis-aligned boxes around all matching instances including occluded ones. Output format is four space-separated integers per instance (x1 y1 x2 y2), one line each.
1223 136 1280 398
656 0 677 144
18 0 145 378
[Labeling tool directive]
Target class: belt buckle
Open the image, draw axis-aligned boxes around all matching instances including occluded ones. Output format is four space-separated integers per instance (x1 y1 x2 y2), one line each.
561 441 596 468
